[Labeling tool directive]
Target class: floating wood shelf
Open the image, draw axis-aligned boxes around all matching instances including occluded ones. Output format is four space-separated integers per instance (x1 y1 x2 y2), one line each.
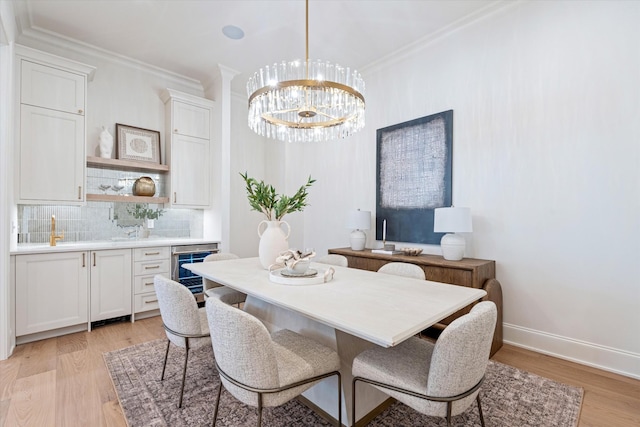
87 156 169 173
86 194 169 204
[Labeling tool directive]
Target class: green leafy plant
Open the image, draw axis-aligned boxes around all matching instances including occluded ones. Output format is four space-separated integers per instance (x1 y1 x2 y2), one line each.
126 203 165 220
240 172 315 221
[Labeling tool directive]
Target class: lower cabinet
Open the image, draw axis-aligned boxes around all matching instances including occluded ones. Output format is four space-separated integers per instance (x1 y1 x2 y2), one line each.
15 251 89 336
132 246 171 319
90 249 132 322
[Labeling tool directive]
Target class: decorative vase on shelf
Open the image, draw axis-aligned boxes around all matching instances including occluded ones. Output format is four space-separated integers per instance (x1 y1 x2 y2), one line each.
257 220 290 269
133 177 156 196
98 126 113 159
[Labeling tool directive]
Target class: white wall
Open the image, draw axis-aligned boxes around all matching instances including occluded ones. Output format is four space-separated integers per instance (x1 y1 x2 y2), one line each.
273 1 640 378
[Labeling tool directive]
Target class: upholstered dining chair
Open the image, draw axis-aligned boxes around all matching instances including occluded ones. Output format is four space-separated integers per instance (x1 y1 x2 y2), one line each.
154 274 211 408
377 262 426 280
315 254 349 267
205 296 343 427
352 301 497 427
202 253 246 304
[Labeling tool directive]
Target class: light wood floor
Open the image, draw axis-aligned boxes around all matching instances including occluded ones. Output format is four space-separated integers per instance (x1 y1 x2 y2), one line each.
1 316 638 427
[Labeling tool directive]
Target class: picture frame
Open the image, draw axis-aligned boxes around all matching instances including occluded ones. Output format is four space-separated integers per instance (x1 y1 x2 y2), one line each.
375 110 453 245
116 123 161 164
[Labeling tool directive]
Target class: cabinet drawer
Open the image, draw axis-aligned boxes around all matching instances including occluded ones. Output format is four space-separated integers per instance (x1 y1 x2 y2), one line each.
134 293 159 313
424 267 472 287
133 274 159 295
133 247 170 262
134 259 170 276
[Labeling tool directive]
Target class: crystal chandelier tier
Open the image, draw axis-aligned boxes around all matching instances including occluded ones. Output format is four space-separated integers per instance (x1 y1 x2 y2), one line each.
247 0 366 143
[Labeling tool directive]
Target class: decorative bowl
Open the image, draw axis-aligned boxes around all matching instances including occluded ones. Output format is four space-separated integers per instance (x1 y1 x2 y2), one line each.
401 247 423 256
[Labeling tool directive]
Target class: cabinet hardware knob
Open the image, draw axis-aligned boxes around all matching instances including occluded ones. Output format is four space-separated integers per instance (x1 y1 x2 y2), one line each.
78 109 83 114
144 265 160 270
78 186 82 199
145 299 158 304
82 253 86 267
173 192 177 203
93 253 96 266
174 129 178 133
144 282 153 286
145 252 160 255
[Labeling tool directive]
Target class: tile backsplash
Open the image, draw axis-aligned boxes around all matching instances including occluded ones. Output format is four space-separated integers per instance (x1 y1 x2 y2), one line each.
17 203 202 244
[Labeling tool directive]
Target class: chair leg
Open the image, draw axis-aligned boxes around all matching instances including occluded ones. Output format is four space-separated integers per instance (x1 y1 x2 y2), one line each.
160 339 170 381
336 372 342 427
352 378 357 427
211 381 222 427
477 394 486 427
178 339 189 408
257 393 263 427
446 401 452 426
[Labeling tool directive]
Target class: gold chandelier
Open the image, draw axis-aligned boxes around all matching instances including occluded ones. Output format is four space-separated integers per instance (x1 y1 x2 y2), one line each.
247 0 366 142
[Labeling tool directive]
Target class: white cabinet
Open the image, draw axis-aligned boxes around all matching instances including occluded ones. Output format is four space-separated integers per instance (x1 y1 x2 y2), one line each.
132 246 171 319
15 46 95 204
15 252 89 336
90 249 132 322
161 89 214 208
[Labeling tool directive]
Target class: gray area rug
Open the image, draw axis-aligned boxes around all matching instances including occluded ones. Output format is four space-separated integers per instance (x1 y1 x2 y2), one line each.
104 339 583 426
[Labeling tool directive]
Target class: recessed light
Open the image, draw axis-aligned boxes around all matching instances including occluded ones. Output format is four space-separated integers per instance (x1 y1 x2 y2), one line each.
222 25 244 40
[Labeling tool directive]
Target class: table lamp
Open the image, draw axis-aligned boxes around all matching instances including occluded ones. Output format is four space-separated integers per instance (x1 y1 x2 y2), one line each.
434 207 472 261
346 209 371 250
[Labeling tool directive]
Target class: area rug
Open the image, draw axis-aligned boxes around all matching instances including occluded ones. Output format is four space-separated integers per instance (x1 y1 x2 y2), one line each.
104 339 583 427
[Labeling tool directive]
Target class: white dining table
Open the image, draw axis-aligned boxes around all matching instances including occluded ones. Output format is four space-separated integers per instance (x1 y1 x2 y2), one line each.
184 257 486 425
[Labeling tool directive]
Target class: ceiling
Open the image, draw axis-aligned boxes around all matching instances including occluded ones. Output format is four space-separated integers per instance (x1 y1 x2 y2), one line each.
13 0 500 94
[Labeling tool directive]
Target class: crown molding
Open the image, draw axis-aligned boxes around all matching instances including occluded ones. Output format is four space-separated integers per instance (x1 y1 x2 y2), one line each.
362 0 516 76
18 25 204 93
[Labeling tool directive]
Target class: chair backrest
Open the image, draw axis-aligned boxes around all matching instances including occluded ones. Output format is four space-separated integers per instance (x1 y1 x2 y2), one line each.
154 275 204 347
203 253 240 290
426 301 497 399
377 262 425 280
206 296 280 395
315 254 348 267
204 253 240 262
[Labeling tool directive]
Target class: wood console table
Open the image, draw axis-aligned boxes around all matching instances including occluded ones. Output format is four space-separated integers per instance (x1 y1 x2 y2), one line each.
328 247 503 356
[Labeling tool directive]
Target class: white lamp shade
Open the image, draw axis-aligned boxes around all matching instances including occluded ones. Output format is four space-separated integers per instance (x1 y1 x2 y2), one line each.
346 210 371 230
434 207 472 233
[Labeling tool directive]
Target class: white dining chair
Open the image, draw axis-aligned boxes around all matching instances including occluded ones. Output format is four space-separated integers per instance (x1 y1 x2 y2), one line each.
154 274 211 408
315 254 349 267
202 253 246 305
205 295 342 427
352 301 497 426
377 262 425 279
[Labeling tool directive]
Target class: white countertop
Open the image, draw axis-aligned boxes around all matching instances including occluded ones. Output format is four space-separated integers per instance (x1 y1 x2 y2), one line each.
11 238 220 255
185 257 487 348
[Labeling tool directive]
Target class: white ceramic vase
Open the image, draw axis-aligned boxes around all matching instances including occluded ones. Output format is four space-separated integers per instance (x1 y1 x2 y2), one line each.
99 126 113 159
257 220 290 269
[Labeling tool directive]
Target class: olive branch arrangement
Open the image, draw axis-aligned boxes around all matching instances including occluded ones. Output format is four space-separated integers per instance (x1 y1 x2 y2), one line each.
126 203 165 220
240 172 315 221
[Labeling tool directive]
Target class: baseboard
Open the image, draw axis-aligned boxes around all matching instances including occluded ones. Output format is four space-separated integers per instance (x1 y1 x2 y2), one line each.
504 323 640 380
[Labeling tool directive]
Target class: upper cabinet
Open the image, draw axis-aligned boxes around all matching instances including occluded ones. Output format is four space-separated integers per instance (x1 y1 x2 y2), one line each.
15 46 96 205
161 89 214 209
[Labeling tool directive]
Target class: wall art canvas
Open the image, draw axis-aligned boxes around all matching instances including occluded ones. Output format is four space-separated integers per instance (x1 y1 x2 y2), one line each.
376 110 453 245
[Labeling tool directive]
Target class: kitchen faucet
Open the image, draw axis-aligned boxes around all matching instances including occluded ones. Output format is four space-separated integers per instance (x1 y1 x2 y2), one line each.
49 215 64 246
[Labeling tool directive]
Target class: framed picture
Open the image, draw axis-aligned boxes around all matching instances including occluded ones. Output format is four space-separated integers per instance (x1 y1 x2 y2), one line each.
376 110 453 245
116 123 161 164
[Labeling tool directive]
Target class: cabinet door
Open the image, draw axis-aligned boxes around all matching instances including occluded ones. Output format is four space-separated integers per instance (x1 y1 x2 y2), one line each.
21 60 85 115
16 252 88 336
173 100 210 139
19 104 85 203
90 249 132 322
170 133 211 208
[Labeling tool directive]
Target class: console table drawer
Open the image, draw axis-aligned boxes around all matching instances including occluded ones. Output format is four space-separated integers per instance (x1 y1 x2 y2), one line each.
424 267 472 287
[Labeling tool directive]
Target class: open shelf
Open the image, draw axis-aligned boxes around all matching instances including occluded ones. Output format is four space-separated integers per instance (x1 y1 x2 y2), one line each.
86 194 169 204
87 156 169 173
